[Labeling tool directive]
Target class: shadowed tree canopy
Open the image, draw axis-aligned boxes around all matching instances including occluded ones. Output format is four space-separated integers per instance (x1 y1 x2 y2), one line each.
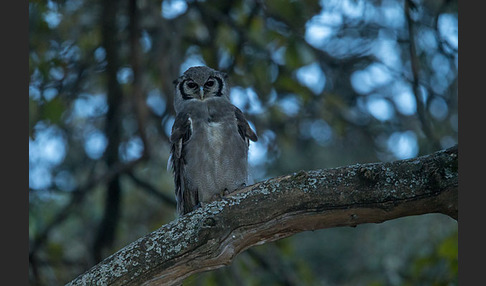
29 0 458 285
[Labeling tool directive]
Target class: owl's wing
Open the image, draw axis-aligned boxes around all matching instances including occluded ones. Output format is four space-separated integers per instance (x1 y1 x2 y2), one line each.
234 106 258 145
169 111 198 215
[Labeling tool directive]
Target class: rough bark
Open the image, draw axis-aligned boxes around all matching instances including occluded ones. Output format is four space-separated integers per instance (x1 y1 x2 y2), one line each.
67 146 458 286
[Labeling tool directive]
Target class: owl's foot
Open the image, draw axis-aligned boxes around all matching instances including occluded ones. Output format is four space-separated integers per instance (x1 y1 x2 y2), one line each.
223 184 247 196
193 202 202 211
222 188 230 196
233 183 247 191
209 193 223 202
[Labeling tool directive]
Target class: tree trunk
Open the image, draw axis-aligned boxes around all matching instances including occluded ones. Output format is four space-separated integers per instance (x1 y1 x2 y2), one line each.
93 0 124 264
67 145 458 286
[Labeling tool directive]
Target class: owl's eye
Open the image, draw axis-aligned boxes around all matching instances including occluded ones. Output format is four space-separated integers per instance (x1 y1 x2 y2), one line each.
204 80 215 87
187 82 198 89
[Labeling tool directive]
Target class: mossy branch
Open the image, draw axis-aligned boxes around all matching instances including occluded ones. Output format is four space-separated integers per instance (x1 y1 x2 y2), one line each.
67 146 458 286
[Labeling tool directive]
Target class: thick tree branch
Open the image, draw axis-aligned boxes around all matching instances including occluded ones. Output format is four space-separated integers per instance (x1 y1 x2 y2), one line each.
67 146 458 286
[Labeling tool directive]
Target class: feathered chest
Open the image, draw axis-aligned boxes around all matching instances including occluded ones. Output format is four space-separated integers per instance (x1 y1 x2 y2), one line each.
170 98 256 167
190 112 240 151
183 100 243 151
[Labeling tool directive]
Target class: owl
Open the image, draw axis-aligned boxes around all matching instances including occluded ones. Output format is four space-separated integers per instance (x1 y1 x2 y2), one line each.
169 66 258 216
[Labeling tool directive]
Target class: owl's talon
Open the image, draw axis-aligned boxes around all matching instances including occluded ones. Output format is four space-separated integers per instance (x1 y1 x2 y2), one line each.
222 188 230 196
193 202 202 210
209 193 223 201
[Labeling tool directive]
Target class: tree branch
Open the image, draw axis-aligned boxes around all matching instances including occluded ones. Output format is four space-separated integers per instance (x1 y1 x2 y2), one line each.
404 0 441 151
93 0 125 263
126 171 177 206
129 0 150 159
67 146 458 286
29 158 143 258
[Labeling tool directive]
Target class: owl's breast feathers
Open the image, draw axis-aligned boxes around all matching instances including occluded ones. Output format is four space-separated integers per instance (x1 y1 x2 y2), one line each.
170 103 257 159
169 102 257 215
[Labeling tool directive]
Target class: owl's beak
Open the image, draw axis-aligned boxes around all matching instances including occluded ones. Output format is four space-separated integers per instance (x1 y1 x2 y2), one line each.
199 86 204 100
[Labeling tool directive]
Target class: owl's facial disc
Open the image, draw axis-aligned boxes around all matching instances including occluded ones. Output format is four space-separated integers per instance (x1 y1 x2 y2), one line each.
186 81 197 89
204 79 215 88
180 80 199 100
205 76 224 98
181 76 223 100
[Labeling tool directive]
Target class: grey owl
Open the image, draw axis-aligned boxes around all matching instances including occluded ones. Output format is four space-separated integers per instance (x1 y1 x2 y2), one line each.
169 66 258 216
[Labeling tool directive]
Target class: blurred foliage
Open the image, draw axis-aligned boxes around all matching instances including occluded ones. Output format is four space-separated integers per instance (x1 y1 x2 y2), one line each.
29 0 458 285
401 229 458 286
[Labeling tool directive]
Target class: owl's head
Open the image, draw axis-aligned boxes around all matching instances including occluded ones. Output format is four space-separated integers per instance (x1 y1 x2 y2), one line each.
173 66 229 113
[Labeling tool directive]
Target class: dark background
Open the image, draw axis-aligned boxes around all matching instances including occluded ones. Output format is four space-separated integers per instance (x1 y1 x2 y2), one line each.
28 0 458 285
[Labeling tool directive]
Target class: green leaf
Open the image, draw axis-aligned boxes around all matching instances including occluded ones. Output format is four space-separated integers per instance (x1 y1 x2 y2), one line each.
438 231 458 260
41 96 65 125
